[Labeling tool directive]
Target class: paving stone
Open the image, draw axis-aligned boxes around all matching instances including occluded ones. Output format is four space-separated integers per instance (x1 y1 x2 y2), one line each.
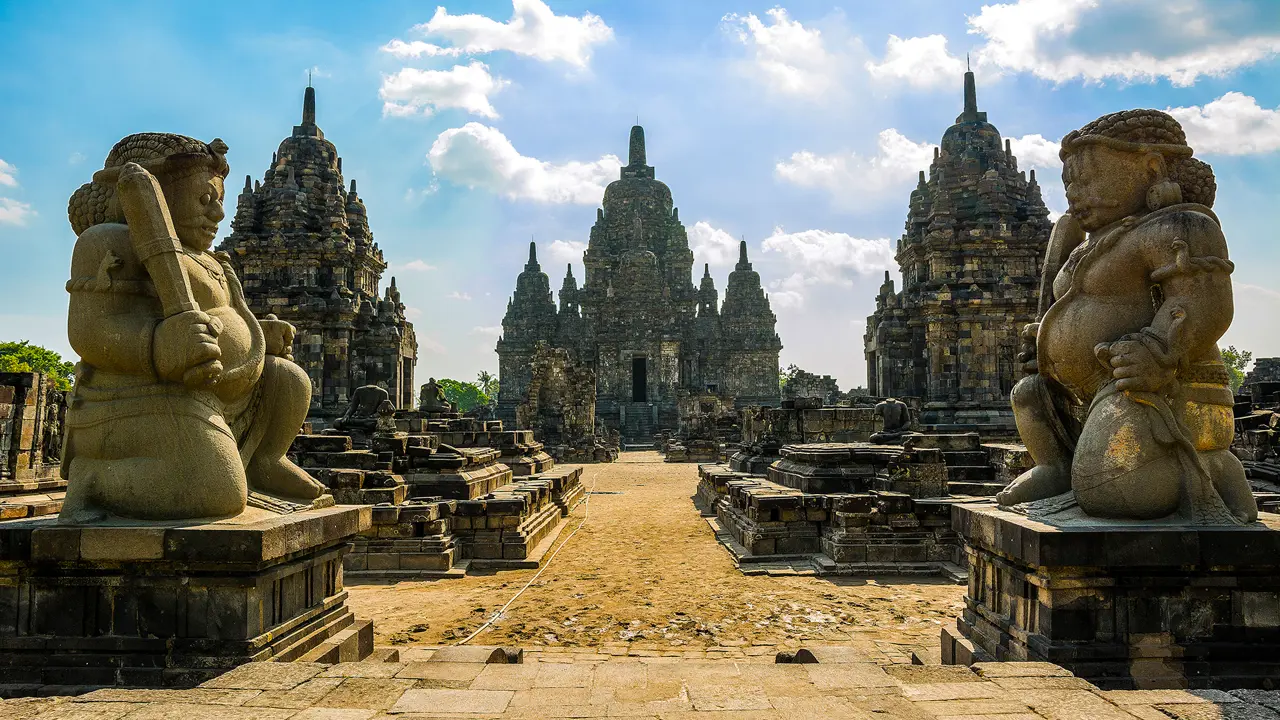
767 695 881 717
320 662 407 679
915 699 1035 716
1233 691 1280 710
388 688 515 715
1024 690 1140 720
899 682 1003 702
427 645 520 664
804 663 898 689
314 679 416 711
885 665 981 684
508 686 593 707
72 688 261 705
244 678 347 709
971 662 1074 679
108 703 295 720
534 662 593 688
200 662 326 690
469 664 541 691
394 661 485 687
289 709 379 720
991 676 1097 691
20 702 146 719
686 683 772 711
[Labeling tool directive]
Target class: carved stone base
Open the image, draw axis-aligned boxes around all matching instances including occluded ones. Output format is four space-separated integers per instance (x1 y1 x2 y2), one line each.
949 502 1280 689
0 505 371 689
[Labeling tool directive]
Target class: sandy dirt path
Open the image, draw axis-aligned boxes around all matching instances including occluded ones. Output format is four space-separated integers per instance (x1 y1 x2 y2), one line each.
345 452 965 661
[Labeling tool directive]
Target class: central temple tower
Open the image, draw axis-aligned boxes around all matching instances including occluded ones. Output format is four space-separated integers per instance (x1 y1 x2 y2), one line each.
497 126 782 441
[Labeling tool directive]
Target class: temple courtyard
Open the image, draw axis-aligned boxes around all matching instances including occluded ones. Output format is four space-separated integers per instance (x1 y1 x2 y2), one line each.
346 451 965 660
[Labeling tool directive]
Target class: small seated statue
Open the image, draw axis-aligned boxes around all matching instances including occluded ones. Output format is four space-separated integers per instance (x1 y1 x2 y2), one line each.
419 377 454 414
60 133 325 523
998 109 1257 525
870 397 916 445
332 383 390 433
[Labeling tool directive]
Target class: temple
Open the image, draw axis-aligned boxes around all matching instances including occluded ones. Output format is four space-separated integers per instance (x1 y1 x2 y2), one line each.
219 86 417 421
497 125 782 442
864 71 1051 430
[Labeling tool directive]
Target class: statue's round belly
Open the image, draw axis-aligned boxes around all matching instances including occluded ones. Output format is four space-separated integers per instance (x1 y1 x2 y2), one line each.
1039 298 1151 399
208 307 258 399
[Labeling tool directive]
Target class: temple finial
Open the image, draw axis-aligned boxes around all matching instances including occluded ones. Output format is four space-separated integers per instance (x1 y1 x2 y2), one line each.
528 240 537 264
738 239 748 265
703 262 711 278
350 178 357 194
629 125 646 166
303 85 316 125
962 69 977 118
243 174 252 192
966 53 970 72
884 270 890 282
566 263 574 278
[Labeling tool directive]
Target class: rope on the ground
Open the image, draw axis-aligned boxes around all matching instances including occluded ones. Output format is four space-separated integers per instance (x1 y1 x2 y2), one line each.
454 471 598 645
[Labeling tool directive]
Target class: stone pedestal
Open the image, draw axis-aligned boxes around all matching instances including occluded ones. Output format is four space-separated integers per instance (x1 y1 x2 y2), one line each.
0 505 372 689
948 502 1280 689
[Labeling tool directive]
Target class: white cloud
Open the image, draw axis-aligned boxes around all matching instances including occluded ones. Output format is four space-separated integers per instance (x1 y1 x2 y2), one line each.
721 8 838 98
448 291 473 301
381 39 464 59
1168 92 1280 155
471 325 503 337
380 62 508 119
761 227 895 285
775 129 936 210
865 34 965 89
399 0 613 68
968 0 1280 87
396 259 437 272
1008 133 1061 169
0 159 17 187
688 221 740 268
546 239 586 266
428 122 621 204
766 273 809 309
67 152 85 165
0 198 34 226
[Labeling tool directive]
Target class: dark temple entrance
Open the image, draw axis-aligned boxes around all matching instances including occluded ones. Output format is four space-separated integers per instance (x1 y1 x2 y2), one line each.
632 357 647 402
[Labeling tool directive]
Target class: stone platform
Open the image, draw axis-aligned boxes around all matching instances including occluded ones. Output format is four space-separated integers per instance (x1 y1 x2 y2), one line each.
949 502 1280 689
345 466 585 578
697 464 971 578
3 647 1266 717
0 505 373 691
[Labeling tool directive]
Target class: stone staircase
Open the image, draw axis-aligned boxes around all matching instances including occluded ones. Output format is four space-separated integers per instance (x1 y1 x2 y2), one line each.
621 403 655 446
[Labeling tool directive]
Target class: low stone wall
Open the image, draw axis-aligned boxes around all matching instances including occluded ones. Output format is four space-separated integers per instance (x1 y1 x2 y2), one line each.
697 463 967 577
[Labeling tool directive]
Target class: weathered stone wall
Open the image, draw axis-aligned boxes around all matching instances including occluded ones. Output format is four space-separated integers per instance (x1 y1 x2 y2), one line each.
0 372 64 483
784 370 841 405
517 343 597 445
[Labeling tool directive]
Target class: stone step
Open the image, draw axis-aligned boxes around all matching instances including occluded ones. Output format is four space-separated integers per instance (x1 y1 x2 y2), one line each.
946 465 995 482
297 618 374 664
947 481 1006 496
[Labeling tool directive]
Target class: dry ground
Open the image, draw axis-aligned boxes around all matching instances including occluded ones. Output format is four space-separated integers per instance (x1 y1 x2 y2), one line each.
346 451 965 662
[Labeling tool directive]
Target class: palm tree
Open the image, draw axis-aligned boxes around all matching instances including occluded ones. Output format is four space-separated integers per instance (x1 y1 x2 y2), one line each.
477 370 498 400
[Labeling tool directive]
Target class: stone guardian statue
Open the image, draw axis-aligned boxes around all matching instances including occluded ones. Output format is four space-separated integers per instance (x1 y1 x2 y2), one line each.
60 133 325 522
998 110 1256 525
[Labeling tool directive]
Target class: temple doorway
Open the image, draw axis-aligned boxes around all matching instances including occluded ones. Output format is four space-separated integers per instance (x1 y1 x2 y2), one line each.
632 357 647 402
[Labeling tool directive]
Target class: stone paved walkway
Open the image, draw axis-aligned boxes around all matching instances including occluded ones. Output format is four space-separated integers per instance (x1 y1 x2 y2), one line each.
347 452 964 660
4 651 1271 719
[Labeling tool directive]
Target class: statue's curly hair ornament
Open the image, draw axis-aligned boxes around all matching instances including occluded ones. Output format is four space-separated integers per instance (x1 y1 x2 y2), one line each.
1060 109 1215 208
67 133 229 235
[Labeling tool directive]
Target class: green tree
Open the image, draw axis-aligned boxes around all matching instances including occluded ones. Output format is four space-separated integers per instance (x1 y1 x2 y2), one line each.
438 378 491 412
476 370 499 403
0 341 75 390
1221 346 1253 394
778 364 799 394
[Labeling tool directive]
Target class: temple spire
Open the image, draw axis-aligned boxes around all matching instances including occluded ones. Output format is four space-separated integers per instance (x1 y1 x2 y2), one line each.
303 85 316 126
628 125 646 166
963 71 977 117
703 262 711 279
738 240 748 266
566 263 574 279
526 240 539 269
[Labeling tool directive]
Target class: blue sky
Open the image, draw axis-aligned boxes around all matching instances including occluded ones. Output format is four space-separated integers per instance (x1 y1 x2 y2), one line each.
1 0 1278 389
